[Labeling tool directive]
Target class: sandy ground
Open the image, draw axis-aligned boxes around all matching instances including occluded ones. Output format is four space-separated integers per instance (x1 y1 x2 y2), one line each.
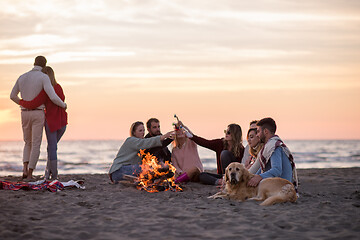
0 168 359 240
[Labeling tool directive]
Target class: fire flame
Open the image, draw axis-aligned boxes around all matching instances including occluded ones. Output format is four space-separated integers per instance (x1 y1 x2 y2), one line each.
136 149 182 192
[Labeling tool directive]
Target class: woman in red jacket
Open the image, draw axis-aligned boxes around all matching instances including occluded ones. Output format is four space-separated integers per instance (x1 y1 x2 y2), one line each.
20 66 68 180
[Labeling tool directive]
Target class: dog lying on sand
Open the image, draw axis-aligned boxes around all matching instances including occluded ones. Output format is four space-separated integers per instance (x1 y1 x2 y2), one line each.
209 162 297 206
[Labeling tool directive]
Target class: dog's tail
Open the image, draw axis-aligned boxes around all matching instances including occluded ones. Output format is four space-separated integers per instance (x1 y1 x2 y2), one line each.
260 184 297 206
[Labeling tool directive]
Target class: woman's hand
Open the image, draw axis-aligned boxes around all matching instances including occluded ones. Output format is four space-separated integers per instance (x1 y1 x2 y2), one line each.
161 131 175 141
178 121 194 136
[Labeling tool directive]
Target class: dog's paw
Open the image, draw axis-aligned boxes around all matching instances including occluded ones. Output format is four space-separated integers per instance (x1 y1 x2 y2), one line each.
214 196 225 199
249 197 262 201
208 194 225 199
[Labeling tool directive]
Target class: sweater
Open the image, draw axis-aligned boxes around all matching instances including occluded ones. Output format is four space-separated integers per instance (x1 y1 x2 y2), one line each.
109 136 163 174
256 147 293 182
171 139 203 176
10 66 66 108
19 84 68 132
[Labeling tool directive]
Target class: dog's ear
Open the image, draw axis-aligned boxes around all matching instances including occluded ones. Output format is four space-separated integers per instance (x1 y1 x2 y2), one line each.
224 168 229 182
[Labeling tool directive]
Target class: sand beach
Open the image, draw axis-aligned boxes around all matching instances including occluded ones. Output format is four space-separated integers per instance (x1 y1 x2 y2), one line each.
0 167 359 240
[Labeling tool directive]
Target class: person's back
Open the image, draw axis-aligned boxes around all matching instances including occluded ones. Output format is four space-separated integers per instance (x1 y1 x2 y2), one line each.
172 138 203 174
11 56 66 109
17 68 48 103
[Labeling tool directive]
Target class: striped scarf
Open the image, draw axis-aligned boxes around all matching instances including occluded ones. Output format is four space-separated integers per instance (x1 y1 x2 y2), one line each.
260 135 299 194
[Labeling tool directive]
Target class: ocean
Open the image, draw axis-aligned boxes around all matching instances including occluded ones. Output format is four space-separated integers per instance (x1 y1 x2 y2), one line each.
0 140 359 176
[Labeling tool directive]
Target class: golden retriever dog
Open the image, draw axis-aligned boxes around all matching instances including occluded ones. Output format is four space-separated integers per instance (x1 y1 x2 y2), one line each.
209 162 297 206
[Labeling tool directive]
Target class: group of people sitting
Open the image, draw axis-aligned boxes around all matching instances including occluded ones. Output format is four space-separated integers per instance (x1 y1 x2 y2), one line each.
108 117 298 191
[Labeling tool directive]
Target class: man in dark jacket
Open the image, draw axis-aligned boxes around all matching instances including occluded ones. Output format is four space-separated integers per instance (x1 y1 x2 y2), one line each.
145 118 172 163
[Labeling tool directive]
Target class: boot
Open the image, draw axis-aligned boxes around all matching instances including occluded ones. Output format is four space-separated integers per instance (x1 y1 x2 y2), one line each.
49 160 58 180
175 172 190 184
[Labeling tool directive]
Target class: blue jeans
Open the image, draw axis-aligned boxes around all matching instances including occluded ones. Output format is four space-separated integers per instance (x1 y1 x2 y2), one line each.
45 121 66 160
111 165 142 182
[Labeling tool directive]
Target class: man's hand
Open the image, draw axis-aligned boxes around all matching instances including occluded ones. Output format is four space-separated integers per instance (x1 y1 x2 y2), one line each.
247 175 262 187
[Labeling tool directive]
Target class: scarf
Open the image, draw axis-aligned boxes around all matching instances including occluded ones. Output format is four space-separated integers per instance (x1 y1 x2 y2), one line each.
260 135 299 194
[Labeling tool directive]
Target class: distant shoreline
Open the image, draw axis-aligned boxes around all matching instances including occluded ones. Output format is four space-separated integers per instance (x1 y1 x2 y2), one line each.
1 140 360 176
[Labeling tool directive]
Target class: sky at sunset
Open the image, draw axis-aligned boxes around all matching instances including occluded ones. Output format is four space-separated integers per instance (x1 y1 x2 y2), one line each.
0 0 359 141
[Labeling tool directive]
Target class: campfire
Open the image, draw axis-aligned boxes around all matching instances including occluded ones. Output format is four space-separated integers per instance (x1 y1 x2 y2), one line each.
131 150 182 193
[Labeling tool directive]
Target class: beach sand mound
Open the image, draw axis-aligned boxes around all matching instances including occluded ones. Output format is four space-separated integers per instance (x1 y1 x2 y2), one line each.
0 168 359 240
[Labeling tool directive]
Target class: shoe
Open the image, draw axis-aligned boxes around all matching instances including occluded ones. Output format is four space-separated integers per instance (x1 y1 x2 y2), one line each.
175 172 190 183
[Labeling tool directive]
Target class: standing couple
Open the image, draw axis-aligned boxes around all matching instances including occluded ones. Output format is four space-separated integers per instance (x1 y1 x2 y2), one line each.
10 56 68 180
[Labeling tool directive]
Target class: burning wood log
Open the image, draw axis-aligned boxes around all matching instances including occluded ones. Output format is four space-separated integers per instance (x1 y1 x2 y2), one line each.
122 174 138 183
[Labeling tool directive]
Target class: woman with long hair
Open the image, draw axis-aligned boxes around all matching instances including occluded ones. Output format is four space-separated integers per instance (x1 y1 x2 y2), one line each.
109 121 174 183
19 66 67 180
244 128 264 173
180 122 245 185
